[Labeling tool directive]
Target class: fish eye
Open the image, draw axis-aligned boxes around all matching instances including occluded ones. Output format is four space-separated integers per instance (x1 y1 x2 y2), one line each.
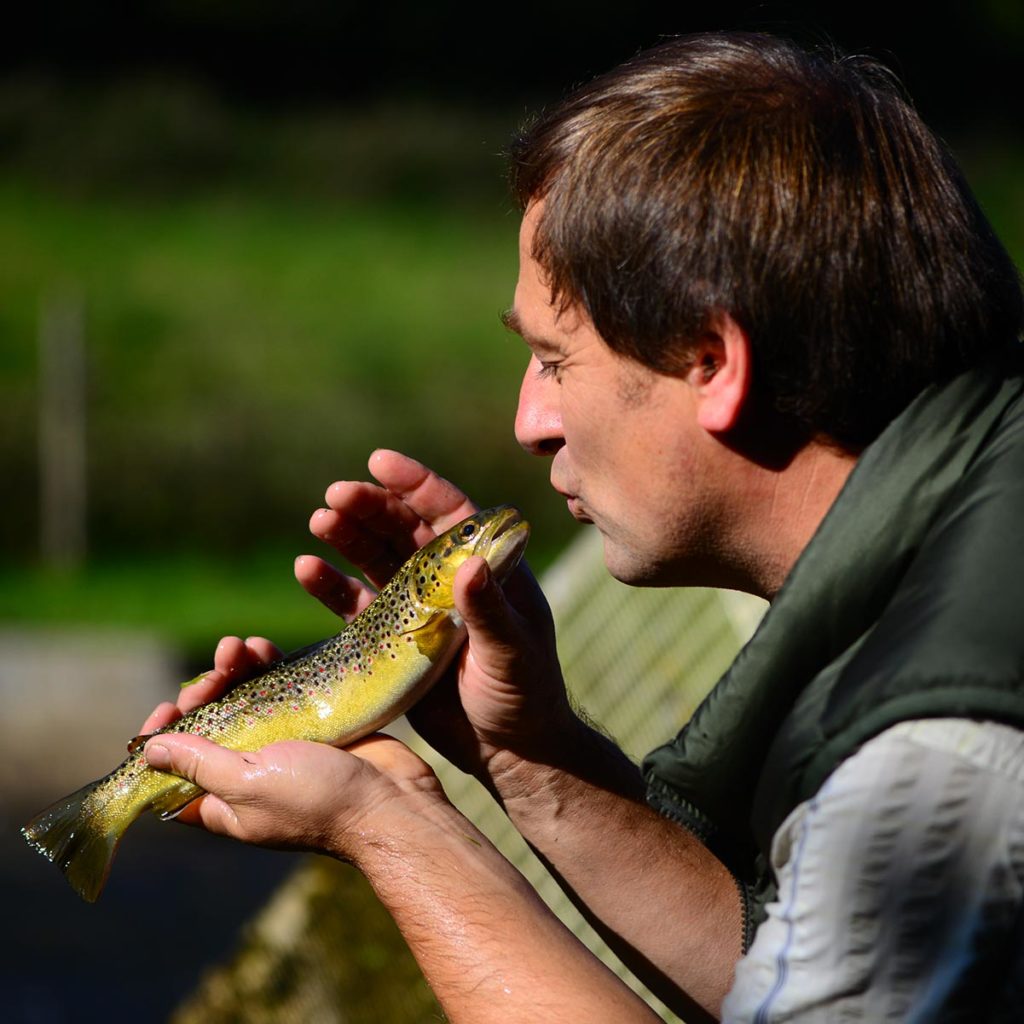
461 523 477 537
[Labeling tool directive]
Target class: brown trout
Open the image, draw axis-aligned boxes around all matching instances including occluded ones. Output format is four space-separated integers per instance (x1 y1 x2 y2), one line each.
22 505 529 902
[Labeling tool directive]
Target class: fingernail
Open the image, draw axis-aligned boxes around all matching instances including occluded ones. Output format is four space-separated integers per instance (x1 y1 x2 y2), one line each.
146 742 171 770
468 560 491 594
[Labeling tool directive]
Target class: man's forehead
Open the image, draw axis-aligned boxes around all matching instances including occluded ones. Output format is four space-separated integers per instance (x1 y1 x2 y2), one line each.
519 199 544 252
511 201 603 352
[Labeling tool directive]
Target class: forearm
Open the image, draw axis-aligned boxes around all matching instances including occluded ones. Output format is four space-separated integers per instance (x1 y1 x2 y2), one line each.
348 795 661 1024
486 721 743 1022
141 727 659 1022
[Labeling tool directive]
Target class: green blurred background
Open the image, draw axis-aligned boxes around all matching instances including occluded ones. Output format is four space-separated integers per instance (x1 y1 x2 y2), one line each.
1 4 1021 1022
2 1 1022 657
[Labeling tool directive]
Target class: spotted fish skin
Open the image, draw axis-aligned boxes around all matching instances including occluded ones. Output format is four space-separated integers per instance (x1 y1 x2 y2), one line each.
22 506 529 902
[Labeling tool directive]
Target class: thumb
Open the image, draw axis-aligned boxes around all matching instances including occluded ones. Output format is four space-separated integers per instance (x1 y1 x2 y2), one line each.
144 734 242 798
454 556 522 663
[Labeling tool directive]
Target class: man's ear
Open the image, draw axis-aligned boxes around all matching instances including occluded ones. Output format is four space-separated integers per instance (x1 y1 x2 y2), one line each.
688 311 752 434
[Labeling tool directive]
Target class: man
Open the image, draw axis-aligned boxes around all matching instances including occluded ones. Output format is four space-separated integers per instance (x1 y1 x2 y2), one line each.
141 33 1024 1022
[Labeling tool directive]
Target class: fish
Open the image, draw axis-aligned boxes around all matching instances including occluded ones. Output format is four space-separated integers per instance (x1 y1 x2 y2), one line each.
22 505 529 902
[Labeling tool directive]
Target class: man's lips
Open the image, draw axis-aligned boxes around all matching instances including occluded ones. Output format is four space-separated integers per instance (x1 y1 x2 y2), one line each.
560 493 592 524
567 498 592 522
551 472 592 523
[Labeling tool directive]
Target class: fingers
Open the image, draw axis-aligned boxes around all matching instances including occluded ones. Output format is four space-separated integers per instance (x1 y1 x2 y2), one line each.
309 501 415 589
177 672 226 716
139 701 181 735
452 556 525 674
294 554 377 620
178 635 283 714
367 449 478 529
143 733 445 855
144 733 232 788
310 451 478 589
323 478 426 542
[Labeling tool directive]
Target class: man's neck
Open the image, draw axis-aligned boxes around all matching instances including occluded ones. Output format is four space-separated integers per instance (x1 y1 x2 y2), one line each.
717 440 859 601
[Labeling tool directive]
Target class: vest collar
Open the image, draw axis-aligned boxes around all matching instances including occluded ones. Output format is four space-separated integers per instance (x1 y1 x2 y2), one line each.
643 359 1024 862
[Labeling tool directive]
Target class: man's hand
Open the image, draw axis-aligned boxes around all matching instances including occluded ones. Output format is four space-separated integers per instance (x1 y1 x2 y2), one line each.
294 448 578 779
139 634 284 733
136 449 739 1020
140 726 663 1024
142 730 447 862
140 447 578 805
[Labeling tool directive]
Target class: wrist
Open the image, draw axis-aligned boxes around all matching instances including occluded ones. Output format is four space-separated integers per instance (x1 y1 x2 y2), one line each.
484 713 646 813
331 779 481 879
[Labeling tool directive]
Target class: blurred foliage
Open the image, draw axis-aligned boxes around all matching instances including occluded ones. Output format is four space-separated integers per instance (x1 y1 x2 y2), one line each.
0 181 569 551
0 554 342 658
0 74 1021 652
0 80 570 654
0 75 577 569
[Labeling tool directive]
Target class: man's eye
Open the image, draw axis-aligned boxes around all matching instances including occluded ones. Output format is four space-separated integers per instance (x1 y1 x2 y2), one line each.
537 361 563 381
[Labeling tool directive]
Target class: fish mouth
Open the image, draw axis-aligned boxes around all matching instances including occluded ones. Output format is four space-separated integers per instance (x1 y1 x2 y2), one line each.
479 505 530 581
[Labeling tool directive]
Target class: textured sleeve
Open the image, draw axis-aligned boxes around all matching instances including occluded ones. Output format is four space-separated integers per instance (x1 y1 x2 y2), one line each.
722 719 1024 1023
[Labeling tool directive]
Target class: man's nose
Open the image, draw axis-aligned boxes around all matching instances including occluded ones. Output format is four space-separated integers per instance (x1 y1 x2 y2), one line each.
515 356 564 456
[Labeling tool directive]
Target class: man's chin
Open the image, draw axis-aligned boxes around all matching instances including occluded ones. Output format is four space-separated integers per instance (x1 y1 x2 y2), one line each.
600 540 663 588
600 539 718 590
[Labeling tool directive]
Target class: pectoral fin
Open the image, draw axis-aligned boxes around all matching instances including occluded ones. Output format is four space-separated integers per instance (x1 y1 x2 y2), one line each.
150 780 203 821
397 609 447 636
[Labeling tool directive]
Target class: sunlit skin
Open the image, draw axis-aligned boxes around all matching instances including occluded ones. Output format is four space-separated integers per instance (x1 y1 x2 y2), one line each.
136 202 859 1022
139 456 665 1024
508 202 729 589
507 201 857 598
140 452 577 827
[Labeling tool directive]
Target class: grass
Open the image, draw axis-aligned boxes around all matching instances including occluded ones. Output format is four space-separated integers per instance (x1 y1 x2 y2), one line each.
0 550 342 659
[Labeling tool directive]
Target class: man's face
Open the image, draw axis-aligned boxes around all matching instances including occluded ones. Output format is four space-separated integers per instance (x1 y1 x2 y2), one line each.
507 204 725 587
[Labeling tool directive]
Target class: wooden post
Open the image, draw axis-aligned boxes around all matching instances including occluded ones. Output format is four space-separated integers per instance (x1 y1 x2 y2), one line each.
38 286 88 570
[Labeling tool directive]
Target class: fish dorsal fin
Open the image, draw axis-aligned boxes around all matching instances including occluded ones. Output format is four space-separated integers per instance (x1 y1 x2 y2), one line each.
178 670 211 691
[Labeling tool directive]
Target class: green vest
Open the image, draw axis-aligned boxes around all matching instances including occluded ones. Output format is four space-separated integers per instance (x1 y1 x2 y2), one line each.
643 356 1024 950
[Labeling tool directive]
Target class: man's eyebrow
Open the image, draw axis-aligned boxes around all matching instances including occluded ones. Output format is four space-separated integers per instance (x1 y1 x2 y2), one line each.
499 308 563 354
500 308 522 335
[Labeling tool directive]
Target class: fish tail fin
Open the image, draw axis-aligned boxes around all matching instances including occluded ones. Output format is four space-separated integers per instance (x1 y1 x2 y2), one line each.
21 780 124 903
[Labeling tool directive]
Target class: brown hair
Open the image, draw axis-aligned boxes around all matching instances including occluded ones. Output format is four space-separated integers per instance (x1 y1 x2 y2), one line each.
509 32 1023 449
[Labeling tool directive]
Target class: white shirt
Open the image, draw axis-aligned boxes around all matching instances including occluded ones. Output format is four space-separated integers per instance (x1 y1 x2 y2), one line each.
723 718 1024 1023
